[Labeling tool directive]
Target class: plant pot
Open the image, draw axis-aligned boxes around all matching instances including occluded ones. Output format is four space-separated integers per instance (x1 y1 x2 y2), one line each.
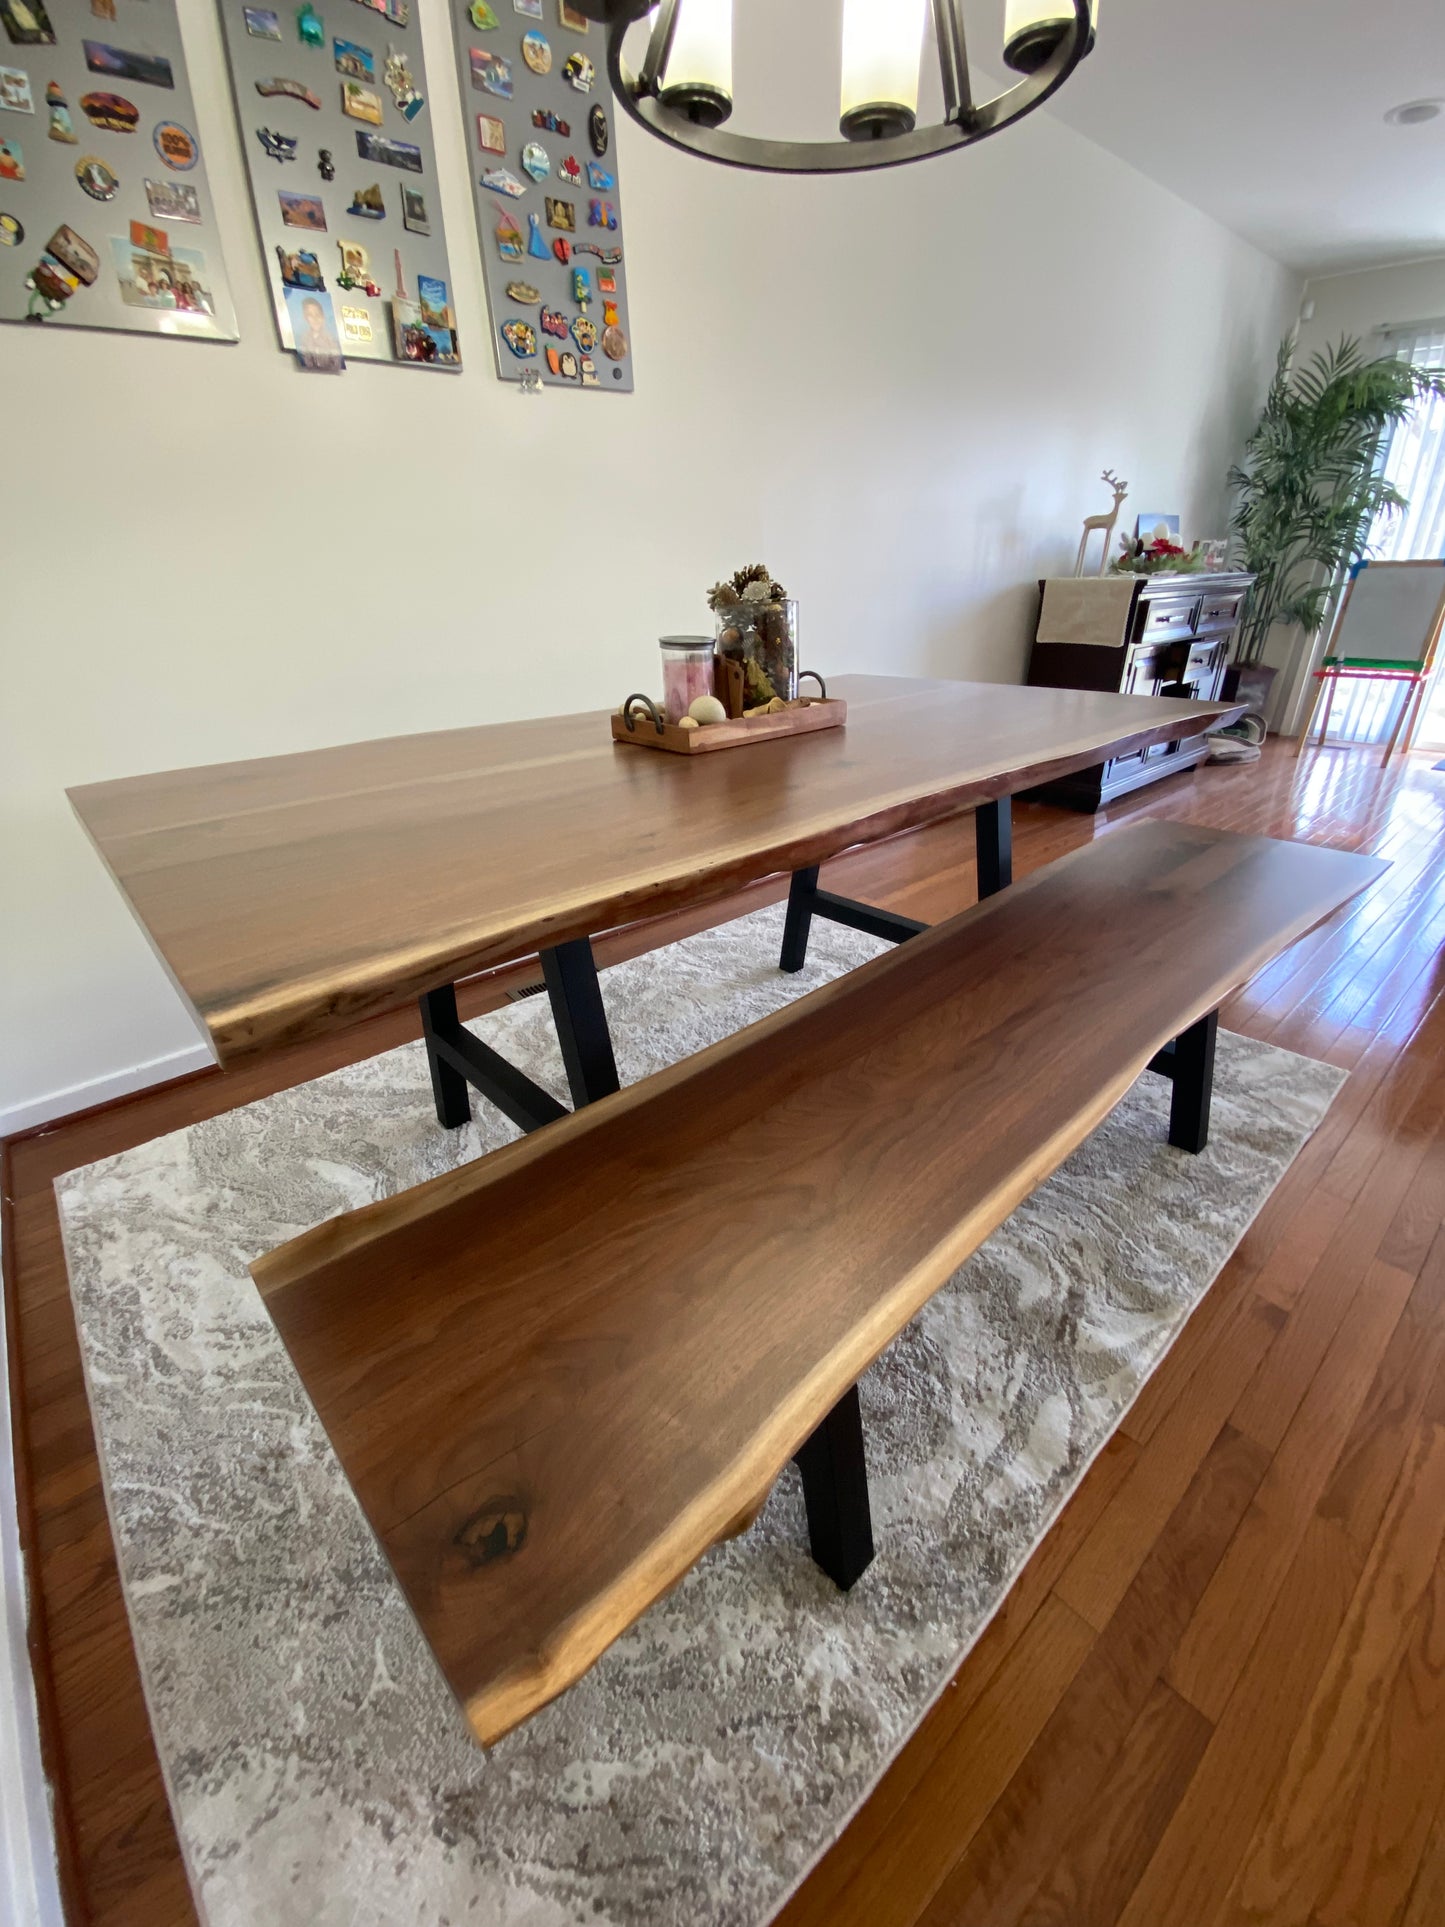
1222 661 1278 717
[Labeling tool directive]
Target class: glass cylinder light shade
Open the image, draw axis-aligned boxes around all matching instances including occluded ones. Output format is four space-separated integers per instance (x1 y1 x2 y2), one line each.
1003 0 1097 74
839 0 926 141
659 0 734 127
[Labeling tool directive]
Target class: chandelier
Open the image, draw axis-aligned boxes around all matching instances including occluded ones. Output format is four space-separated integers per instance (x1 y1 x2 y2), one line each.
572 1 1097 174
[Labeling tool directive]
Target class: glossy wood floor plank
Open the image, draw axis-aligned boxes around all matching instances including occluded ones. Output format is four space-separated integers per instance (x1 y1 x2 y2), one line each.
10 739 1445 1923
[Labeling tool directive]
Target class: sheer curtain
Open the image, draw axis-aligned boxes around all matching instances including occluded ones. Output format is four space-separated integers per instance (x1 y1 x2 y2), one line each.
1314 322 1445 747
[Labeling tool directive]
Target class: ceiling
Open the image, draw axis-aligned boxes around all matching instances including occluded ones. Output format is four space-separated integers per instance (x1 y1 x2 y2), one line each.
1037 0 1445 275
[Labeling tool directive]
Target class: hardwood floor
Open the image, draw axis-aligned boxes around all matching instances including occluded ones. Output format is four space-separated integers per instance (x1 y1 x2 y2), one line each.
7 738 1445 1925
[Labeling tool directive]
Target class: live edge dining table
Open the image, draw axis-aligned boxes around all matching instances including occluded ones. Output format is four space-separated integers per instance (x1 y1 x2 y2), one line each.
68 674 1241 1133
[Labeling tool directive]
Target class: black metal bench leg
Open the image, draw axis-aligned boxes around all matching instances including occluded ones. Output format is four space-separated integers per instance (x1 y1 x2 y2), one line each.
793 1383 875 1590
420 984 472 1128
780 865 821 973
1168 1009 1218 1154
975 796 1013 899
541 937 620 1109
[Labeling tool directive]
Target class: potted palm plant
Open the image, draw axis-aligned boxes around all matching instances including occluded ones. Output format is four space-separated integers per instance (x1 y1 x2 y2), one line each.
1227 335 1445 712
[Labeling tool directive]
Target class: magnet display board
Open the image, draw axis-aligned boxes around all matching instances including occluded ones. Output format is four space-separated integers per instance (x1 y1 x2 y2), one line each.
218 0 460 368
447 0 633 391
1330 560 1445 666
0 0 238 339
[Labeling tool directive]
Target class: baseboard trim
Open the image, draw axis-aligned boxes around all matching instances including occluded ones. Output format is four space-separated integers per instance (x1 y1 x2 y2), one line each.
1 1045 214 1143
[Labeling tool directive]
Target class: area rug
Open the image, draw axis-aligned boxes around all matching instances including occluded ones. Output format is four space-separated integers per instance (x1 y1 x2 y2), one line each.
55 903 1345 1927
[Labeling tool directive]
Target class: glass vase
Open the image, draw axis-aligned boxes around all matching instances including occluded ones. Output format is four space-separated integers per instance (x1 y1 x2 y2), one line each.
715 597 798 710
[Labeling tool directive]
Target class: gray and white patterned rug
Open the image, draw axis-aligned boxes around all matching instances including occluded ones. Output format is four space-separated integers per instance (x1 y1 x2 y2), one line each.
55 903 1344 1927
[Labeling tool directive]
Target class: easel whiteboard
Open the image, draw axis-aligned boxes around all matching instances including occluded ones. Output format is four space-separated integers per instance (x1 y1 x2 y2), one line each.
1330 560 1445 665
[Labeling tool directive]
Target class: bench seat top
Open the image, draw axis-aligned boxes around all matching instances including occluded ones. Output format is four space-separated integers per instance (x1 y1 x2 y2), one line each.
251 821 1383 1744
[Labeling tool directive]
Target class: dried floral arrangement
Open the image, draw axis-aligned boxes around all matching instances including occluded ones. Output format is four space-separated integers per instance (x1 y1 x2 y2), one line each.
707 563 796 707
1110 532 1206 577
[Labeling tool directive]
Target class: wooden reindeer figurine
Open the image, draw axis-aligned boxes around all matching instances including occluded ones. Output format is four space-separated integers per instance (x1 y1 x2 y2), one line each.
1074 469 1129 576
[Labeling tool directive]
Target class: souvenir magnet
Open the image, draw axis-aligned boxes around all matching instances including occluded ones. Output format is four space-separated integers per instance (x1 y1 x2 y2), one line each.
45 80 75 142
333 38 374 79
545 345 560 374
318 144 335 179
469 48 512 97
532 107 568 133
288 286 345 372
383 45 423 119
571 264 589 305
505 278 539 303
602 321 626 360
278 187 326 227
145 175 200 220
0 210 21 244
585 162 612 189
520 138 549 180
476 112 505 152
336 237 380 292
0 133 23 178
339 301 372 345
481 165 526 197
588 101 607 153
520 29 550 74
276 243 323 287
347 180 384 216
80 91 136 131
551 234 569 263
0 65 33 113
468 0 498 23
597 267 616 293
562 51 593 92
297 2 324 46
244 5 283 37
573 240 621 262
559 348 578 379
401 182 428 231
341 81 383 124
558 2 588 26
580 353 599 386
545 194 574 229
540 305 566 337
556 152 581 187
513 0 541 14
570 312 596 351
74 153 117 199
602 297 617 325
586 198 617 229
519 364 541 393
257 76 322 107
495 208 523 256
254 126 296 163
526 208 547 257
500 318 536 357
129 216 168 254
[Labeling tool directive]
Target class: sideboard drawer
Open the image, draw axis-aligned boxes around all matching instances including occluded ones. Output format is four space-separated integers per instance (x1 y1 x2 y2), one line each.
1198 590 1245 631
1142 596 1200 639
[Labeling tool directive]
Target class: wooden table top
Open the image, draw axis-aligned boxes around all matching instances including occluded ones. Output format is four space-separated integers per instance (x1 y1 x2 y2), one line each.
68 675 1240 1064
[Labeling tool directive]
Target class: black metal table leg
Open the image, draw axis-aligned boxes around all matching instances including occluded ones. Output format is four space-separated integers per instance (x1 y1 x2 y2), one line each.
419 983 568 1135
976 795 1013 899
420 984 473 1129
541 937 620 1109
780 865 821 973
793 1383 875 1590
1167 1009 1218 1153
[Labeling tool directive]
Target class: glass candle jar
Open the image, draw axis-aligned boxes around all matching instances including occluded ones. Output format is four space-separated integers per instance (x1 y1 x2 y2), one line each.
659 635 717 723
715 597 798 708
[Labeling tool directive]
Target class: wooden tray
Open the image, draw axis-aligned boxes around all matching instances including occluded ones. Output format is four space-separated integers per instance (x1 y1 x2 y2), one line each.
611 698 847 755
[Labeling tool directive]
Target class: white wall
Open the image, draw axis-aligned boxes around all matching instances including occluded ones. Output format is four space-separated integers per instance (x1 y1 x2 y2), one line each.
1297 255 1445 359
0 2 1298 1132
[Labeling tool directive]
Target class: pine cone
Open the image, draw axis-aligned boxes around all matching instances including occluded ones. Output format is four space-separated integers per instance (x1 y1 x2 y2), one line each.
707 580 741 612
731 562 771 594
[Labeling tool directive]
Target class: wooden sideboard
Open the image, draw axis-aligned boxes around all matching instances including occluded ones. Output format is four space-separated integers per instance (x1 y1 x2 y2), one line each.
1025 571 1254 811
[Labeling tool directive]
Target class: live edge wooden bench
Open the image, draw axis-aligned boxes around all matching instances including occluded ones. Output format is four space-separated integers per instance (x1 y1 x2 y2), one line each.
251 820 1382 1747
